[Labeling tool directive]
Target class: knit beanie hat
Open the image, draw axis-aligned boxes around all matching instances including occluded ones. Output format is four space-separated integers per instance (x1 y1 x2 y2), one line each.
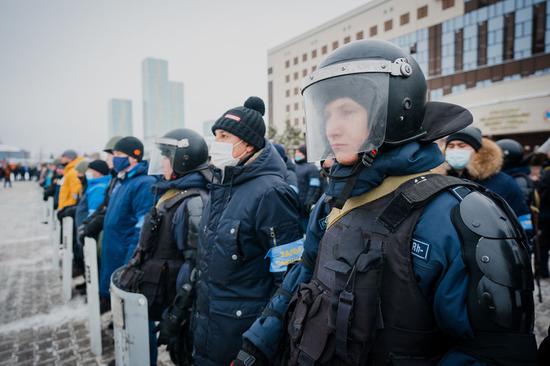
61 149 78 161
113 136 144 161
211 96 266 150
74 160 89 175
446 126 483 151
297 144 307 158
88 160 110 176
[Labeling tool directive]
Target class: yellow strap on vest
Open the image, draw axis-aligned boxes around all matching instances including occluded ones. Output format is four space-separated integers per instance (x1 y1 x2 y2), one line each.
155 189 180 209
326 171 430 229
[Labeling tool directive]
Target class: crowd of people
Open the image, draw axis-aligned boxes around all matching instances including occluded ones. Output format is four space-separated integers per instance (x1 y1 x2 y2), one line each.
32 39 550 366
0 161 41 187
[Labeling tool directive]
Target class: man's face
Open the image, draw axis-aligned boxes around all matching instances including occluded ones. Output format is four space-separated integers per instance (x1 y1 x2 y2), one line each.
161 155 173 180
324 97 369 166
445 141 475 153
105 153 114 169
60 156 70 165
214 129 254 159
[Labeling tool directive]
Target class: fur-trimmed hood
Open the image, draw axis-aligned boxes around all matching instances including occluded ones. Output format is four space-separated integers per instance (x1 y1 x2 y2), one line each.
466 137 503 180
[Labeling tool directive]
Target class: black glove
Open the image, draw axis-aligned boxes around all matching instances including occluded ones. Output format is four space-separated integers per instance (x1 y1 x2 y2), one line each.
83 212 105 238
157 311 181 346
231 340 269 366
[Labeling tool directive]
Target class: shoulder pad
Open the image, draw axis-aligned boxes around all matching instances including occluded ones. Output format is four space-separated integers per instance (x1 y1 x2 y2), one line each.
458 191 516 239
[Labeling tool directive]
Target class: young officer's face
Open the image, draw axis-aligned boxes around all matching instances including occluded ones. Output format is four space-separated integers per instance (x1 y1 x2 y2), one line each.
161 155 173 180
324 97 369 166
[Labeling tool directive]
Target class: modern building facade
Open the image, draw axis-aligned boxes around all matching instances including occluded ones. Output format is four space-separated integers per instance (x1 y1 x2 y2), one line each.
108 99 133 138
267 0 550 148
142 58 185 144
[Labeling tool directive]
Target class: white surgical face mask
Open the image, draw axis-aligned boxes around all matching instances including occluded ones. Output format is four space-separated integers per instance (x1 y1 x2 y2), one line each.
85 172 95 180
210 141 240 171
446 149 473 170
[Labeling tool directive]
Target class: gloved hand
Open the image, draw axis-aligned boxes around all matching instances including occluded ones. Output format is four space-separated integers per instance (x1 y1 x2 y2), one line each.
77 225 86 244
230 340 268 366
157 312 187 366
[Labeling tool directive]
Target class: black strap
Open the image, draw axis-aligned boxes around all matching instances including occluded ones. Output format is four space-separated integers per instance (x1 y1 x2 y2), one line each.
335 289 354 360
378 174 478 232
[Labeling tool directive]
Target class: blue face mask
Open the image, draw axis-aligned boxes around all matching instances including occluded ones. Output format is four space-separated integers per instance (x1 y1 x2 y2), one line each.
112 156 130 173
445 149 472 170
295 155 305 163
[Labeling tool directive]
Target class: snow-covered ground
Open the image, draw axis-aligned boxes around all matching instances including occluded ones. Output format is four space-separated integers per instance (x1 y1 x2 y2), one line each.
0 181 549 366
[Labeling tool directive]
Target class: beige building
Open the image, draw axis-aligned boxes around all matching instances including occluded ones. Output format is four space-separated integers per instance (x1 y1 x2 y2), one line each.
267 0 550 148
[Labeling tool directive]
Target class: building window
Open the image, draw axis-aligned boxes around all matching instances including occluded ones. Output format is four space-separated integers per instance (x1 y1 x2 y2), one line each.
294 118 299 126
286 105 290 112
384 19 393 31
285 119 290 125
428 23 442 76
285 75 290 82
312 65 317 72
533 2 547 54
400 13 410 26
503 12 515 61
322 45 328 54
312 49 317 58
344 36 351 44
293 72 299 80
293 57 298 65
268 67 273 75
370 25 378 36
454 29 464 72
294 102 299 111
332 41 339 50
417 5 428 19
442 0 454 10
478 21 488 66
356 31 364 40
294 87 299 95
302 69 307 77
302 53 308 62
285 60 290 68
285 89 290 97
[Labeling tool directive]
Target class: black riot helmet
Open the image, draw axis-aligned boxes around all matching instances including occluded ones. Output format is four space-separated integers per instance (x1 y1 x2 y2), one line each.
301 39 429 163
148 128 209 177
497 139 524 169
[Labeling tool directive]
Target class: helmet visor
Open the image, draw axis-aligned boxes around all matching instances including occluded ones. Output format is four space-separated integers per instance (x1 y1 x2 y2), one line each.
147 137 179 176
303 73 388 162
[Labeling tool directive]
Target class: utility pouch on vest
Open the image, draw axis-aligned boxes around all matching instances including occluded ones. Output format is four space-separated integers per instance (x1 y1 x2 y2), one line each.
118 265 144 293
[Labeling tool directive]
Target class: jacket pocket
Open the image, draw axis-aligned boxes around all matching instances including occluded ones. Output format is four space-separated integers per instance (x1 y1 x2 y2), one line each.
210 220 242 284
206 298 266 364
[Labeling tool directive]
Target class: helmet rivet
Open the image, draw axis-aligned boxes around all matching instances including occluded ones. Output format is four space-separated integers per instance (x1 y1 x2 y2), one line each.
399 116 404 121
481 255 490 263
402 98 412 110
381 64 386 69
341 66 346 71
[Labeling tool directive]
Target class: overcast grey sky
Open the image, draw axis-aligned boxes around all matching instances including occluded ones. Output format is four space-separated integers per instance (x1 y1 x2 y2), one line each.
0 0 369 158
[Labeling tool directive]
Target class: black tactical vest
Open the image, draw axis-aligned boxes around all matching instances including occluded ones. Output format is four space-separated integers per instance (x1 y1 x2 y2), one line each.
120 188 206 320
286 175 479 366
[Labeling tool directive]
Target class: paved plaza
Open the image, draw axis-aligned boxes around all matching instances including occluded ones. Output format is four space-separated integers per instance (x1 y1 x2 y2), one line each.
0 181 549 365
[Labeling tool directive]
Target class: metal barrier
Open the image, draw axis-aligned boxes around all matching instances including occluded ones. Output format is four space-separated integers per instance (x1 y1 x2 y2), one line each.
61 216 74 302
110 267 150 366
83 237 102 356
51 209 60 271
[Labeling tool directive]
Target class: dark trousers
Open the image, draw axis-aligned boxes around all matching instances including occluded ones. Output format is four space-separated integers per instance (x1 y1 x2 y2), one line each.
539 219 550 277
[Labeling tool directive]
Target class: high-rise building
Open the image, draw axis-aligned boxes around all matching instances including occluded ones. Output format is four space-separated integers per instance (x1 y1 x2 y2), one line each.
142 58 185 144
268 0 550 148
108 99 133 138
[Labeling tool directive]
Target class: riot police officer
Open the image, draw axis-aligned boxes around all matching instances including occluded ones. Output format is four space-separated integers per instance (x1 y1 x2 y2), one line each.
119 128 210 365
236 40 537 366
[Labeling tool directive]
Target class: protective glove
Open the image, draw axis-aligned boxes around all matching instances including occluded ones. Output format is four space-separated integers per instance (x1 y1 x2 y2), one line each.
230 340 269 366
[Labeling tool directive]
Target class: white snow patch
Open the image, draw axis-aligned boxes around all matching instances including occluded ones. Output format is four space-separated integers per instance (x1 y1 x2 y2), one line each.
0 298 88 334
0 235 50 245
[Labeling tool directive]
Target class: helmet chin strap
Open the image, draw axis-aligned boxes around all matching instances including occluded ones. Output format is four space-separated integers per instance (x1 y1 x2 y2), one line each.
327 150 377 209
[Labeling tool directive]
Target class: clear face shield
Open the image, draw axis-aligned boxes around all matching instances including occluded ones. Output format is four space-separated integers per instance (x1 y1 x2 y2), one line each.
147 137 190 177
302 58 412 163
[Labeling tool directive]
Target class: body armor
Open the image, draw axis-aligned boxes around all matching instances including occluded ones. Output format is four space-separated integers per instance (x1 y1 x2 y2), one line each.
285 175 536 365
120 187 206 320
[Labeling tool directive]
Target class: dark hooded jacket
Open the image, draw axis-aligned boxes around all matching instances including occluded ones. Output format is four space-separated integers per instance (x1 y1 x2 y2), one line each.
447 137 531 220
192 140 302 366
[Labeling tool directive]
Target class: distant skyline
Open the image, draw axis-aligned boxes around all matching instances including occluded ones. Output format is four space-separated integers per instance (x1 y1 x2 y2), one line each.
108 99 133 138
0 0 368 159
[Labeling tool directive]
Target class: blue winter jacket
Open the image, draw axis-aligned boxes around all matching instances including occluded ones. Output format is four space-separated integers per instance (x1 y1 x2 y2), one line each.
99 161 157 297
192 141 303 366
244 142 495 365
75 175 111 232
